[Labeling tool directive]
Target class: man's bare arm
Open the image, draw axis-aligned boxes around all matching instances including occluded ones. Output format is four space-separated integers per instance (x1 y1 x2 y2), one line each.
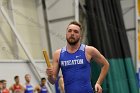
47 49 61 84
87 46 109 85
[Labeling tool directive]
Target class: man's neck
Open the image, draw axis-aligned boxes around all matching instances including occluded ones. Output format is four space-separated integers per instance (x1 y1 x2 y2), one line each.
26 82 30 85
15 83 19 85
66 43 81 53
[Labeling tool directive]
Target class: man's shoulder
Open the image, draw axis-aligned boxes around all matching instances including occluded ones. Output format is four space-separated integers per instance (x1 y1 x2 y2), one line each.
35 84 41 90
85 45 99 54
55 46 67 54
55 49 61 54
85 45 96 50
53 49 61 59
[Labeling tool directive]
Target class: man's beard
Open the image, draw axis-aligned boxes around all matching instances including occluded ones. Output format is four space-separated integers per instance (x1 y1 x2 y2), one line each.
66 37 80 45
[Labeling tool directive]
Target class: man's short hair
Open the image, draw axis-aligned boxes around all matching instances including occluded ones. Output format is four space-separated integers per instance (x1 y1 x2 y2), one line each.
41 77 46 81
14 75 19 80
68 21 82 31
0 80 3 83
1 80 6 83
25 74 30 78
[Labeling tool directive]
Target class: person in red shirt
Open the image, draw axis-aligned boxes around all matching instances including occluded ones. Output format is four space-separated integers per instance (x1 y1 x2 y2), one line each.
1 80 9 93
0 80 3 93
9 76 24 93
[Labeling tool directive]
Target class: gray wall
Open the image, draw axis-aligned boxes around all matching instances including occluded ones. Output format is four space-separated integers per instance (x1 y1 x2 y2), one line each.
121 0 136 68
46 0 76 53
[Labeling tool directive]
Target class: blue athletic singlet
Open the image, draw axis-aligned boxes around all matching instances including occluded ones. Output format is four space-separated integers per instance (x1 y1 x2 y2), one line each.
25 84 33 93
55 76 61 93
59 44 93 93
40 85 48 93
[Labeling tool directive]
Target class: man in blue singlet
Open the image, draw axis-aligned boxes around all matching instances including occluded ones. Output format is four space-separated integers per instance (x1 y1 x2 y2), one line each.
24 74 34 93
46 21 109 93
35 78 48 93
